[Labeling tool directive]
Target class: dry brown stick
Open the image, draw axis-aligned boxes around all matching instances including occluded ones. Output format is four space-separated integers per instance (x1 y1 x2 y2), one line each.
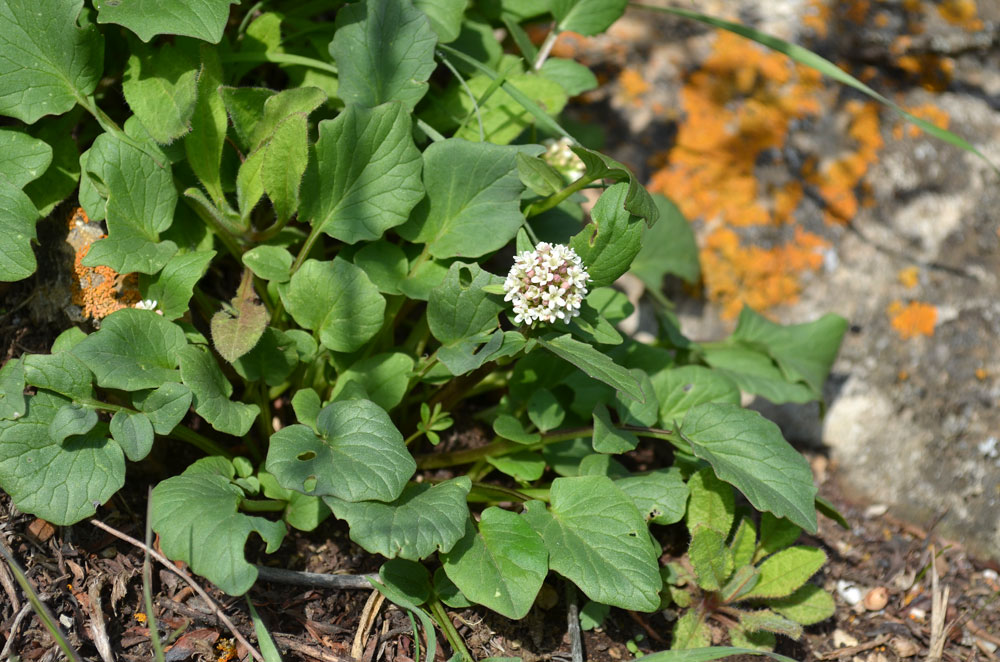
565 584 582 662
88 519 264 662
967 621 1000 648
273 633 353 662
352 589 385 660
817 633 892 660
928 544 951 662
0 603 32 661
253 565 376 589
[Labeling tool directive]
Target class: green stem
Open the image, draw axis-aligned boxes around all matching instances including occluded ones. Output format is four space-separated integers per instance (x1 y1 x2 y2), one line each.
239 498 286 513
526 174 596 217
415 118 446 142
428 598 472 662
437 52 484 142
236 0 265 35
78 94 168 170
170 426 234 458
533 25 561 70
468 482 537 503
220 51 338 75
182 189 243 259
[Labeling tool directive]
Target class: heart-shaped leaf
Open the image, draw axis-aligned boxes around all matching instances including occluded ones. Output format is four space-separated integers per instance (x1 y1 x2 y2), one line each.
326 477 471 560
178 345 259 436
442 508 547 619
266 399 414 503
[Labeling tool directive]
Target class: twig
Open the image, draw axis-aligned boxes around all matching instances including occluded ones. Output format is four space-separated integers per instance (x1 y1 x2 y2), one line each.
253 565 376 589
967 620 1000 648
0 603 32 661
817 633 891 660
928 544 951 662
88 519 264 662
352 590 385 660
273 633 353 662
565 583 583 662
86 581 114 662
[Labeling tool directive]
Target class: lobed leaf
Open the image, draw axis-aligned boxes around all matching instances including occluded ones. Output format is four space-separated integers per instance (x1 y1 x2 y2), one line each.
178 344 259 436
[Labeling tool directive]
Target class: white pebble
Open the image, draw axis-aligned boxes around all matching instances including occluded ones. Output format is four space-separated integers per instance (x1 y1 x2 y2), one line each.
836 579 863 606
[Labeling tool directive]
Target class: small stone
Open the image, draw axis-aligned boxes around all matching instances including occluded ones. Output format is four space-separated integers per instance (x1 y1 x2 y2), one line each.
890 636 920 657
864 503 889 518
27 518 55 542
836 579 863 605
864 586 889 611
908 607 926 622
833 628 859 648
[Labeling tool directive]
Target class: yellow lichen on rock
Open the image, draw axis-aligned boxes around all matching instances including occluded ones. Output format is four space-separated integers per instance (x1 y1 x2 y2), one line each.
67 207 141 321
887 300 937 339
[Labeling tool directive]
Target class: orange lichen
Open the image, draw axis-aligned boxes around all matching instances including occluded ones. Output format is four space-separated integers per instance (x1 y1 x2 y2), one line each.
618 67 650 104
892 103 951 139
806 100 883 224
701 226 829 318
898 266 920 288
803 0 832 38
975 368 988 380
216 638 238 662
888 300 937 339
938 0 983 30
68 207 141 320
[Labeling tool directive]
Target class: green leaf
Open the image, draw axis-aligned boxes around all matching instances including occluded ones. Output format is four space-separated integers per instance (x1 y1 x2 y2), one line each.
414 0 467 42
485 450 545 481
397 139 527 258
743 546 826 600
655 366 740 425
731 308 847 398
686 467 735 537
266 399 414 502
591 403 637 454
380 558 432 605
48 402 97 443
0 391 124 525
210 277 268 363
73 309 185 391
0 358 25 421
122 38 199 144
644 648 798 662
630 194 700 288
527 388 563 433
0 176 40 282
614 369 657 426
178 345 259 436
688 525 732 591
352 241 408 295
570 145 658 226
22 352 93 401
769 584 835 625
579 600 610 631
730 628 776 652
79 133 178 274
301 102 423 244
517 152 565 196
522 475 660 611
720 564 760 604
242 246 292 284
326 477 471 560
739 610 802 639
441 508 547 619
434 567 472 608
232 327 299 387
24 112 82 216
450 72 567 145
649 5 1000 175
94 0 239 43
551 0 627 35
110 410 155 461
329 0 437 110
132 382 192 435
615 468 688 525
492 414 541 445
138 250 215 321
730 516 757 570
279 258 386 353
540 58 598 96
755 513 802 562
258 471 331 532
260 113 309 222
330 353 414 412
0 0 103 124
680 404 818 532
290 388 321 430
437 330 503 376
579 454 629 479
569 183 642 289
537 333 644 402
701 346 815 404
0 130 52 187
670 609 711 650
246 599 283 662
398 256 450 300
428 262 504 344
185 44 226 204
150 457 286 596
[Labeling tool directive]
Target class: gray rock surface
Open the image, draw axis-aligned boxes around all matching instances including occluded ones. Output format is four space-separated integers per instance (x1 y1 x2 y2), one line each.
586 2 1000 558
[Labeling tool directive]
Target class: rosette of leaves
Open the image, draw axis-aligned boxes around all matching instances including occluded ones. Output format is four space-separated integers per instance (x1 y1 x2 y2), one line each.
664 468 836 650
0 0 856 654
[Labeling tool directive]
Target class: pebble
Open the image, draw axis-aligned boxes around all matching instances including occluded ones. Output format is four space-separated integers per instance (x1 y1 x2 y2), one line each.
833 628 859 648
864 503 889 518
864 586 889 611
890 636 920 657
836 579 863 605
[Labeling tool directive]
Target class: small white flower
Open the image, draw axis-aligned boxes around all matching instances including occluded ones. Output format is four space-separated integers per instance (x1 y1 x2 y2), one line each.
134 299 163 315
503 242 590 326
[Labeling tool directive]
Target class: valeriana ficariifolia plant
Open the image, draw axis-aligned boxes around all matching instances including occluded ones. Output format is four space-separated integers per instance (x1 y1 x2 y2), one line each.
0 0 863 656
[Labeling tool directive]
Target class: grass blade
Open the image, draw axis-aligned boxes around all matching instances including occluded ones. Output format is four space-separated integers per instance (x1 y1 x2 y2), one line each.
144 489 166 662
632 4 1000 175
247 598 284 662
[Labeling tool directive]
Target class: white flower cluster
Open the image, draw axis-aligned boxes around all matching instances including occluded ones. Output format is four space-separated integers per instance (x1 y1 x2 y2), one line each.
542 137 586 181
504 242 590 325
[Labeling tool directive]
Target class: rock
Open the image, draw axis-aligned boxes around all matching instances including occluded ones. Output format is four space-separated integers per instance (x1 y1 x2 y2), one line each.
890 636 920 658
863 586 889 611
836 580 863 606
833 628 859 648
